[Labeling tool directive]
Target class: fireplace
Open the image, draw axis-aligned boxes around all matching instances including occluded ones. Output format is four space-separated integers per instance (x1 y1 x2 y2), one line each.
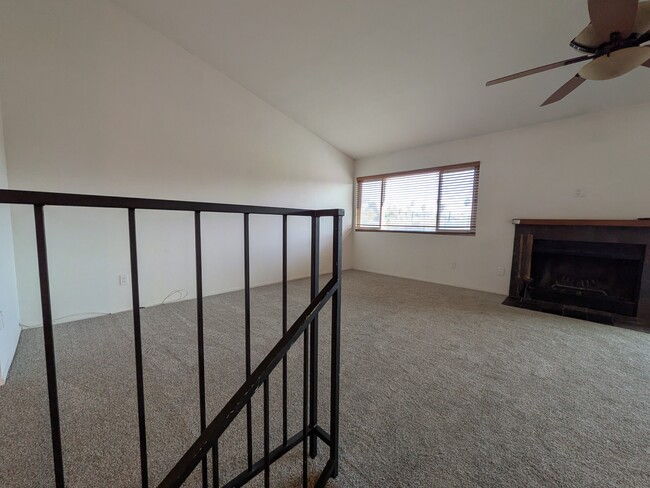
504 220 650 331
528 239 644 315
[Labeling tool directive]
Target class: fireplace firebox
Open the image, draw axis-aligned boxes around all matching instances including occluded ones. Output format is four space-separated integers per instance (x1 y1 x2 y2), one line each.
504 220 650 331
528 239 644 315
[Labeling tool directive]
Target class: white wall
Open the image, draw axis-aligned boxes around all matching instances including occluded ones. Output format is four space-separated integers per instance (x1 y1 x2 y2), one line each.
355 102 650 295
0 96 21 383
0 0 353 327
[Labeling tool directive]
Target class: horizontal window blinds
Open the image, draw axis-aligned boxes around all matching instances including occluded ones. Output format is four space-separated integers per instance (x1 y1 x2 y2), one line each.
356 162 479 234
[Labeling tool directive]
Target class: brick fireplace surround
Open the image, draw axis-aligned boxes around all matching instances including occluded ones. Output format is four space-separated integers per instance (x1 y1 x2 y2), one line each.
504 220 650 332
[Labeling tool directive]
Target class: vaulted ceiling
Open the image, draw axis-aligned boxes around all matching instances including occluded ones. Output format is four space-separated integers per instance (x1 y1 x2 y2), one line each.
111 0 650 159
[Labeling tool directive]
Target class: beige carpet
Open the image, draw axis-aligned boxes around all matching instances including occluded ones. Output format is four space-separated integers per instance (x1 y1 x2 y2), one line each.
1 270 649 487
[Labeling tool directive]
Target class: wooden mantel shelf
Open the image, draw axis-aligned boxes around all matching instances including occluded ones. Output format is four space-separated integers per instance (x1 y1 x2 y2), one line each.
512 219 650 228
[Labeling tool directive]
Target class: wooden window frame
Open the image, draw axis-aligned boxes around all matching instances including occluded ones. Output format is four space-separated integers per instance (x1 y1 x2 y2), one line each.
355 161 480 235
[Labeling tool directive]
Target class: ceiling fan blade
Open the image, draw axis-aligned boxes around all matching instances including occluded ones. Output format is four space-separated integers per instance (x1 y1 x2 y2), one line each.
541 75 586 106
573 1 650 52
579 46 650 80
486 55 593 86
635 1 650 36
588 0 638 39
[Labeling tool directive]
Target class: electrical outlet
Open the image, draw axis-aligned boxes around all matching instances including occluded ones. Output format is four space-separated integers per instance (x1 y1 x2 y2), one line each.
497 266 506 276
119 274 129 286
451 261 457 270
574 188 586 198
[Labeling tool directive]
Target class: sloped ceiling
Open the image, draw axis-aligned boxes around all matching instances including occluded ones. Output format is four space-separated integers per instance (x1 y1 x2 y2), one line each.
110 0 650 159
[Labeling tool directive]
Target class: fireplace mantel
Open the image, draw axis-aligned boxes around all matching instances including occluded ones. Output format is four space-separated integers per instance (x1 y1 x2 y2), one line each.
512 219 650 228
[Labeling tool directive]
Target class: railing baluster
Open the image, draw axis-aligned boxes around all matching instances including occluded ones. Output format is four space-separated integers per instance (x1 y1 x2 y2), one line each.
244 213 253 471
263 379 270 487
330 215 343 478
128 208 149 488
302 326 310 488
34 205 66 488
282 215 288 446
212 442 219 487
309 216 320 458
195 211 208 488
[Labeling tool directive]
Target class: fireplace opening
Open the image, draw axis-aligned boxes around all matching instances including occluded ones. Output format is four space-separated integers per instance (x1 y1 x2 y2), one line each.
505 221 650 331
527 240 645 316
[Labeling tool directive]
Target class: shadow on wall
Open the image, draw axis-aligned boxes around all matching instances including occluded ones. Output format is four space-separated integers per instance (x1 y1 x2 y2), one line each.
0 203 20 383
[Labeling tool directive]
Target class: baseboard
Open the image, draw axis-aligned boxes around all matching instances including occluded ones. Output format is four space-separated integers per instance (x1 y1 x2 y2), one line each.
18 268 354 329
350 266 504 296
0 325 21 386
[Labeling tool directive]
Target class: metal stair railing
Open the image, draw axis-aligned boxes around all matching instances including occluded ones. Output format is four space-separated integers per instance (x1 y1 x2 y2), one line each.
0 189 343 488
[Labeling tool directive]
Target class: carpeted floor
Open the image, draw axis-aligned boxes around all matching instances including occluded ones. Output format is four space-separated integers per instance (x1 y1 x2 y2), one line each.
1 270 649 487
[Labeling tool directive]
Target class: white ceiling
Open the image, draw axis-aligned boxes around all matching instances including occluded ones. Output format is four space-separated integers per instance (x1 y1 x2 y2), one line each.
110 0 650 159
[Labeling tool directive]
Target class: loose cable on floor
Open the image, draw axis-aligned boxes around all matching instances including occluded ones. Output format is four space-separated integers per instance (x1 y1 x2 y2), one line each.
20 288 190 329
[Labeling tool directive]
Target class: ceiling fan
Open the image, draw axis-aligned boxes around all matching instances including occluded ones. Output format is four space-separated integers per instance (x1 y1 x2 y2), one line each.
486 0 650 106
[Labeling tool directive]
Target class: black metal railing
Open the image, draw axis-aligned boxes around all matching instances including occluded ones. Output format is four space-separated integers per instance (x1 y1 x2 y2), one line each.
0 189 343 488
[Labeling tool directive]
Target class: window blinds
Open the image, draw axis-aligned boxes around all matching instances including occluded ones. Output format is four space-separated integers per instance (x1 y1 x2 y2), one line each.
356 162 479 234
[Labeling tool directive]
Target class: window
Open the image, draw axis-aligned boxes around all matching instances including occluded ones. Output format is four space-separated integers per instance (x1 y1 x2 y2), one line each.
355 162 480 234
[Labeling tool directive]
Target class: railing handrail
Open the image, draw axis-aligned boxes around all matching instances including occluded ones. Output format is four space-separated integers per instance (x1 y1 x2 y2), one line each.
157 277 339 488
0 189 343 217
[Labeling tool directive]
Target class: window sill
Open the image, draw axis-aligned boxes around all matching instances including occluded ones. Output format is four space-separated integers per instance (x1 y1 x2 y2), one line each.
354 228 475 236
